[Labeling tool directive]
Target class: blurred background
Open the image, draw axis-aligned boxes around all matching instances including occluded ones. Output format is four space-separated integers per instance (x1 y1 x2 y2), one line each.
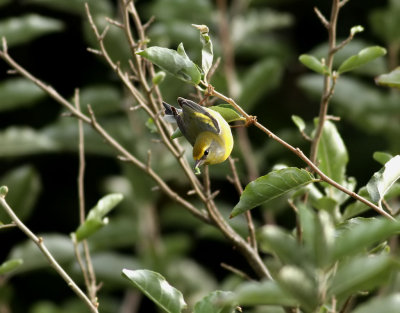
0 0 399 312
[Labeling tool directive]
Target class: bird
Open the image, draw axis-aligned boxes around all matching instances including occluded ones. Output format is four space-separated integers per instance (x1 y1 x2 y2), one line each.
163 97 234 169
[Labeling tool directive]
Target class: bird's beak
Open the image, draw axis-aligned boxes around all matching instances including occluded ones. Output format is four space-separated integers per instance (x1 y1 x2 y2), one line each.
194 158 205 169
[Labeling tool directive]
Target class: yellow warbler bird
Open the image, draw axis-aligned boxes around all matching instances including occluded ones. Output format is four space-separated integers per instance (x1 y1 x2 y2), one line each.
163 97 234 168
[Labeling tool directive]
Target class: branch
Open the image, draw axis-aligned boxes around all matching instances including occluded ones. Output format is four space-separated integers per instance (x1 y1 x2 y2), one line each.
207 87 395 221
74 90 98 303
0 40 209 224
309 0 340 165
0 194 99 313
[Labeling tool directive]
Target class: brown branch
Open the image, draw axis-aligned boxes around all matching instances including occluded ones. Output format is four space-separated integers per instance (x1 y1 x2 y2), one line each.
228 157 258 251
207 87 395 221
0 39 209 224
309 0 340 166
0 196 99 313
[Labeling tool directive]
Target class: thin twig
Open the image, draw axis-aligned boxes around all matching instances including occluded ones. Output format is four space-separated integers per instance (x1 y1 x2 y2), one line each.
309 0 340 166
73 90 92 296
75 91 98 304
220 262 254 281
0 196 99 313
0 222 16 229
228 157 258 251
0 39 209 224
207 87 395 221
314 7 329 29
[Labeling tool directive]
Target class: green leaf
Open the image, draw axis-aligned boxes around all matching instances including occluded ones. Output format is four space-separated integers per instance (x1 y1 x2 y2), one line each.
238 58 283 111
257 225 308 267
333 217 400 260
209 104 243 123
313 211 335 268
351 294 400 313
137 44 201 85
88 216 138 250
350 25 364 36
87 193 124 220
225 280 298 307
299 54 330 75
278 266 318 313
152 71 166 85
0 78 46 112
328 254 393 299
342 187 371 219
317 120 348 187
0 14 63 47
24 0 113 16
0 259 23 275
75 218 108 242
0 127 59 157
79 252 139 288
78 84 122 116
122 269 187 313
231 168 316 218
7 234 74 273
193 290 234 313
367 155 400 206
291 115 306 132
75 193 123 241
0 166 41 223
373 151 394 165
338 46 387 74
376 67 400 89
192 24 213 81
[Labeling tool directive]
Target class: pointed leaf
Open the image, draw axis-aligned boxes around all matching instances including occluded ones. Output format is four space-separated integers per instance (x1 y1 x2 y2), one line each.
224 280 298 307
376 67 400 89
0 14 63 47
367 155 400 206
299 54 330 75
342 187 371 219
338 46 387 74
328 254 393 299
313 211 335 268
0 259 23 275
75 193 123 241
0 166 41 223
7 234 74 273
291 115 306 132
333 217 400 260
0 78 46 112
231 168 316 218
317 120 348 186
75 218 108 242
194 290 234 313
24 0 113 16
137 45 201 85
122 269 187 313
373 151 393 165
0 127 59 157
351 294 400 313
257 225 308 267
86 193 123 220
209 104 243 123
278 266 318 313
238 58 283 111
192 24 213 80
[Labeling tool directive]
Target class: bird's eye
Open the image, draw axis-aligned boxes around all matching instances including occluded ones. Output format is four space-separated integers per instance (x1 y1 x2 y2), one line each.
204 149 209 156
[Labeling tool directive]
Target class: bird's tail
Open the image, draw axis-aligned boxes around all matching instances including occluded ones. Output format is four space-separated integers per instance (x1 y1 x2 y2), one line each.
162 101 179 123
